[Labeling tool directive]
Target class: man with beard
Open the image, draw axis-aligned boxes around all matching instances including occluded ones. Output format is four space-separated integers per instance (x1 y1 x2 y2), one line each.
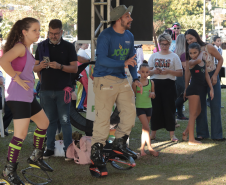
34 19 78 160
91 5 143 171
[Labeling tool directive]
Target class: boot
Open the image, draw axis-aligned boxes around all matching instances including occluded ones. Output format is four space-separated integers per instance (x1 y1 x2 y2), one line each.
27 148 53 172
112 135 138 159
90 143 106 167
2 160 25 185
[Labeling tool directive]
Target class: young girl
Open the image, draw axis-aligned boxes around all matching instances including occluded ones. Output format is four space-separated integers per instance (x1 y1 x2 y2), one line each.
0 18 53 185
132 62 159 157
183 43 214 145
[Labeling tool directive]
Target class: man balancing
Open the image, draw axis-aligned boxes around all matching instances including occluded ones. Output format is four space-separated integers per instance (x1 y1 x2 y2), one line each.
90 5 143 176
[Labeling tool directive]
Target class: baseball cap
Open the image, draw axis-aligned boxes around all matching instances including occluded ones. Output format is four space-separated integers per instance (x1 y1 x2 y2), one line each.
110 5 133 21
172 22 181 27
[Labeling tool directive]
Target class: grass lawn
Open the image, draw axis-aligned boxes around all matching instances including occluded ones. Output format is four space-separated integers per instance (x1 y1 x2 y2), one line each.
1 88 226 185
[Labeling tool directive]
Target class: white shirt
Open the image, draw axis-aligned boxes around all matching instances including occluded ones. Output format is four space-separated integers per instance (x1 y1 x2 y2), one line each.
77 48 91 60
135 47 144 76
77 48 91 74
214 45 222 65
148 52 182 81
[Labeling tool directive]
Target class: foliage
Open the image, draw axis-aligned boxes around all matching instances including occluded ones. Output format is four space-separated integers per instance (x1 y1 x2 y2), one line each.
153 0 214 36
0 0 77 39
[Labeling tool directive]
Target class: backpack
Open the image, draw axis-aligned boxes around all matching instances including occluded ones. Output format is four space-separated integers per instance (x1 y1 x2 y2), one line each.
66 136 91 165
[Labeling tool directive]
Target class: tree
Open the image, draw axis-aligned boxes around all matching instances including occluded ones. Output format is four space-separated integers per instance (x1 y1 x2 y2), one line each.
153 0 213 36
0 0 77 39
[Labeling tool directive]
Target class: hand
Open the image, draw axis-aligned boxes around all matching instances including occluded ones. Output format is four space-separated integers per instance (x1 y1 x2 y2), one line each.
210 88 214 100
182 62 186 70
211 74 217 86
40 60 49 69
183 90 187 101
134 80 143 94
13 75 30 91
49 61 61 69
124 54 137 67
149 92 155 99
154 68 161 74
160 68 169 75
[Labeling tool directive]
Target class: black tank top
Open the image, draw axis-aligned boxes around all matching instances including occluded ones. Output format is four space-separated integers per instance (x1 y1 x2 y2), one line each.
190 60 206 86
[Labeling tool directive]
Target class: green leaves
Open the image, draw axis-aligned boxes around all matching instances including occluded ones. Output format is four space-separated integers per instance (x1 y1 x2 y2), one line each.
153 0 212 36
0 0 77 38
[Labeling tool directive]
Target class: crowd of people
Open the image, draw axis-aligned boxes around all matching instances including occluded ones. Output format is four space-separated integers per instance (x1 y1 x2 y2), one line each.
0 4 225 184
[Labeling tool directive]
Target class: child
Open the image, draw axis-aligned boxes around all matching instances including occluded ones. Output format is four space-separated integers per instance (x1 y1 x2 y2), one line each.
213 36 222 65
183 43 214 145
213 36 223 80
0 18 53 184
132 62 159 156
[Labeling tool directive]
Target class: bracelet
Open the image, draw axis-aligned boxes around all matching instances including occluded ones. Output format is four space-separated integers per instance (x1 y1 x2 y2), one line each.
12 73 17 79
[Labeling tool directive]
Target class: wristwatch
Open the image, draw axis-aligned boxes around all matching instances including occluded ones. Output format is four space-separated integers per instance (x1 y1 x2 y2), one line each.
60 64 64 70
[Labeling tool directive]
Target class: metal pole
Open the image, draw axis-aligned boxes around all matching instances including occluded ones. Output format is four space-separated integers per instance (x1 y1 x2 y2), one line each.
116 0 120 6
202 0 206 42
100 0 104 32
91 0 95 61
107 0 111 27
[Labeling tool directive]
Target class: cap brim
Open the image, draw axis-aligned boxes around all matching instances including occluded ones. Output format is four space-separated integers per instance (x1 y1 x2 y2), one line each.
125 6 133 15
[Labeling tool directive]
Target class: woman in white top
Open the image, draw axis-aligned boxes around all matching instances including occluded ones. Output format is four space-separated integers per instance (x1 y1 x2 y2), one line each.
148 33 183 142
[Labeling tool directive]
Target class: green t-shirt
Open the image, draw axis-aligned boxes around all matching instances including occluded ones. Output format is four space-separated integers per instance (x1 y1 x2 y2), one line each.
135 79 152 108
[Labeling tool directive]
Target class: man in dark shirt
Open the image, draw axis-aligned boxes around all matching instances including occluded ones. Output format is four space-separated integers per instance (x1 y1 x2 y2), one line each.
34 19 78 160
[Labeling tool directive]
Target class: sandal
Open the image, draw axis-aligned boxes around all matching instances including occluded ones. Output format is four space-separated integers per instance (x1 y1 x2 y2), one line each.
171 135 179 142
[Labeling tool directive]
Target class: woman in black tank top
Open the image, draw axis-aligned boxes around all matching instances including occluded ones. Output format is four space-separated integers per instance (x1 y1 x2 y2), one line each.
183 43 214 145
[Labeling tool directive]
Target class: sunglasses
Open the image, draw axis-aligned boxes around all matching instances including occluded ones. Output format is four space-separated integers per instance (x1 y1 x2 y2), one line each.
174 27 181 30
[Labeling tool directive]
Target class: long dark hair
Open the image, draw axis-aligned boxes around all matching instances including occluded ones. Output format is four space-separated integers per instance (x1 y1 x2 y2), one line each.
184 29 207 60
4 17 39 53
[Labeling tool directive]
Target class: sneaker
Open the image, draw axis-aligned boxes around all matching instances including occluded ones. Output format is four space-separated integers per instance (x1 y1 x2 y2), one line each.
2 160 25 185
43 149 54 159
27 148 53 172
112 137 138 159
90 143 106 167
65 151 73 161
177 116 189 120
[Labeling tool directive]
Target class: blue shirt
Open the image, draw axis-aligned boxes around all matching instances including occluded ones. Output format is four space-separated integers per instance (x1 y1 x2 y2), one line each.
93 27 138 80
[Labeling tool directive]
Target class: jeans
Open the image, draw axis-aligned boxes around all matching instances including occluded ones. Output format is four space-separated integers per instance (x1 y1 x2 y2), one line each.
40 90 72 151
196 70 223 139
175 71 188 117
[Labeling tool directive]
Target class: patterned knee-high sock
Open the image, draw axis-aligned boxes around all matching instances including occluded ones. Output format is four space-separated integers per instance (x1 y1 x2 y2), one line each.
33 127 47 150
8 136 24 163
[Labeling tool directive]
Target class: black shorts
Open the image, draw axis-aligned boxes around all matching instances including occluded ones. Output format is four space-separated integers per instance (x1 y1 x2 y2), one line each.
136 108 152 117
7 98 42 119
186 84 203 96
